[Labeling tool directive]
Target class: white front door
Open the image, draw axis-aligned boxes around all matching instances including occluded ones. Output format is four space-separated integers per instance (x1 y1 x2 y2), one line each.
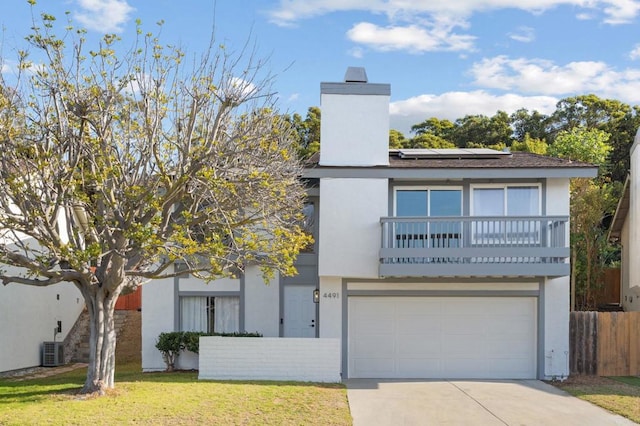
283 285 317 337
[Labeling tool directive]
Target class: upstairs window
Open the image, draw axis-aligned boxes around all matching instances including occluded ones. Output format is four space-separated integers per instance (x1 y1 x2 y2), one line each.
472 185 541 245
394 187 462 250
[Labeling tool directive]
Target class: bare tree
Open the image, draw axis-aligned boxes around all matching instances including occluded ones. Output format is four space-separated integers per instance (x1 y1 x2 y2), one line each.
0 13 310 394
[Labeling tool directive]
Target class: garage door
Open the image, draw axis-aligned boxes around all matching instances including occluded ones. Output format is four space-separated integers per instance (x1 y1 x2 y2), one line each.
348 297 537 379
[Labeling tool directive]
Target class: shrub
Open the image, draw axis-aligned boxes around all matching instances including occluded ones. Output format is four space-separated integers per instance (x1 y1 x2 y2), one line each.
155 332 185 372
156 331 262 370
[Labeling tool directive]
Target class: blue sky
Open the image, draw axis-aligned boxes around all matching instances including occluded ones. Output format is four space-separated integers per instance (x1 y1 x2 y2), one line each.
2 0 640 135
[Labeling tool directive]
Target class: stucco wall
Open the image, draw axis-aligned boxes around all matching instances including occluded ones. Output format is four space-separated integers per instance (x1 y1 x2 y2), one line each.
620 216 634 311
318 178 388 278
0 277 83 372
319 93 389 167
543 276 570 379
244 266 280 337
141 275 176 371
142 269 266 371
628 133 640 309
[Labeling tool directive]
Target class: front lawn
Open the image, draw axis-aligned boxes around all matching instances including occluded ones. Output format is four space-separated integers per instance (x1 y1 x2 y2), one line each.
0 362 352 425
552 375 640 424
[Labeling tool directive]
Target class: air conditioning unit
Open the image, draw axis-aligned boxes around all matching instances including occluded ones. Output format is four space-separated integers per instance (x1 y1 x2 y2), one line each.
42 342 64 367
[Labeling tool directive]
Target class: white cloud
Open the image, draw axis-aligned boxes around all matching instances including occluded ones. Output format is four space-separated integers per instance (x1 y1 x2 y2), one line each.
287 93 300 102
389 90 558 134
269 0 640 27
348 46 365 58
347 22 475 52
630 44 640 59
73 0 134 33
469 56 640 101
509 26 535 43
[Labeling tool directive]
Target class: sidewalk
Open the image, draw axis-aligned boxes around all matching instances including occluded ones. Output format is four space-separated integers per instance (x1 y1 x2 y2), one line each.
0 363 87 381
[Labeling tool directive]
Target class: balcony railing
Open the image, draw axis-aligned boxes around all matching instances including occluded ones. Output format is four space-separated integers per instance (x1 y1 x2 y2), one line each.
380 216 569 277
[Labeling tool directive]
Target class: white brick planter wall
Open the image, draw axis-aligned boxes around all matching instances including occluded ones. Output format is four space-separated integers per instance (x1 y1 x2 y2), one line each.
198 337 341 382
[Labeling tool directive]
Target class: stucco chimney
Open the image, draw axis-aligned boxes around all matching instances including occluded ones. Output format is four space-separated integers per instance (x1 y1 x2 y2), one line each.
319 67 390 166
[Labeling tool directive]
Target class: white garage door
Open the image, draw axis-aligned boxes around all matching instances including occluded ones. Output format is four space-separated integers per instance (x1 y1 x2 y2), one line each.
348 297 537 379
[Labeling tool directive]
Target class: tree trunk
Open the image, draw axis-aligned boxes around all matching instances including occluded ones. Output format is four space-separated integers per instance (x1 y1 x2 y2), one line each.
80 285 122 394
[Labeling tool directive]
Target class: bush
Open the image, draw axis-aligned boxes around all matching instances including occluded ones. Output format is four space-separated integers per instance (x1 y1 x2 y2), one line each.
156 331 262 371
155 332 186 372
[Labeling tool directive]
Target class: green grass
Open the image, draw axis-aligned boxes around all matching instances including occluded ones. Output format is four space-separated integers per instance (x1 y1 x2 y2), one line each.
0 363 352 425
554 376 640 424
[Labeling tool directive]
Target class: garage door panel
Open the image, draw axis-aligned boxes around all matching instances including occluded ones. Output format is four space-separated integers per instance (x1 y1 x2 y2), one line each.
401 299 442 315
397 337 441 356
486 339 530 357
397 358 442 377
353 335 395 356
351 358 394 376
349 296 536 379
397 316 441 333
487 358 534 378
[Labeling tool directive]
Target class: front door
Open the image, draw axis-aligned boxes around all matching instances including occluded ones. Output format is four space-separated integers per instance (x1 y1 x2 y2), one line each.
283 285 317 337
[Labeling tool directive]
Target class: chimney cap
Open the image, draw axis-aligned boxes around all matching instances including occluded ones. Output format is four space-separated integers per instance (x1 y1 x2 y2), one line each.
344 67 368 83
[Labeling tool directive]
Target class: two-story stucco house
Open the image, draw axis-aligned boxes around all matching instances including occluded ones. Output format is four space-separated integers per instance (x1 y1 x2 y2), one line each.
141 68 598 381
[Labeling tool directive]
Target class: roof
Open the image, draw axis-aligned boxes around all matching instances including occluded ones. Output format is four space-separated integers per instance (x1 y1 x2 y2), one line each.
304 150 599 179
609 174 630 240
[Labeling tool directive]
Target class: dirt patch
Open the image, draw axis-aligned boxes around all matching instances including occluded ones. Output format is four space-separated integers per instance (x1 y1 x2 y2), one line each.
550 375 620 387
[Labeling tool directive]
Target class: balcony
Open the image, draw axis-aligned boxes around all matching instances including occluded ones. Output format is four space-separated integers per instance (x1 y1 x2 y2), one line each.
380 216 569 278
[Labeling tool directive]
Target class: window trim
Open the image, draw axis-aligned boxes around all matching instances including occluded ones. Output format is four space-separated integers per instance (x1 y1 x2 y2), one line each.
393 185 463 217
178 293 240 333
470 183 542 216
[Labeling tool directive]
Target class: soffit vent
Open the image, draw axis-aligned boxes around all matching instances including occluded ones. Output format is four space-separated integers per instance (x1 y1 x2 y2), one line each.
344 67 368 83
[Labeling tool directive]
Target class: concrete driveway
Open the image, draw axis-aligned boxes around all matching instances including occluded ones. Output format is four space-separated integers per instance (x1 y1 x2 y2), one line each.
346 379 636 425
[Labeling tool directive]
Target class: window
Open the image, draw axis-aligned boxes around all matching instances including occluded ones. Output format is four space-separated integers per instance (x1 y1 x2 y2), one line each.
472 185 541 245
300 202 316 253
394 187 462 257
180 296 239 333
472 185 540 216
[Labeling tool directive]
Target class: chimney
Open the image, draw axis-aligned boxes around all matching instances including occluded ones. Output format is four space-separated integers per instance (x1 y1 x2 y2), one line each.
319 67 390 166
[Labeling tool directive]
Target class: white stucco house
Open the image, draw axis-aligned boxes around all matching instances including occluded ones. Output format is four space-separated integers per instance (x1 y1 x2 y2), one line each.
0 261 84 373
609 129 640 311
141 67 598 381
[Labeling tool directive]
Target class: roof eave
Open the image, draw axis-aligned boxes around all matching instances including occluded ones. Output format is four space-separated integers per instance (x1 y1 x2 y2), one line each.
608 174 630 241
302 166 599 179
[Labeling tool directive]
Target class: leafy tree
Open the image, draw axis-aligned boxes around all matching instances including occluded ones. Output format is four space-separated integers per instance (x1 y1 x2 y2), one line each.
288 106 321 159
389 129 406 149
547 127 612 165
547 127 613 310
510 108 550 143
550 95 629 134
410 117 455 140
510 134 548 154
405 133 455 149
451 111 513 148
0 13 310 393
569 179 616 310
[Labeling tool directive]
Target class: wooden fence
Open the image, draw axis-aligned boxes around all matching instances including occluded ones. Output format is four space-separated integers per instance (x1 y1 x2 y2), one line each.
115 287 142 311
570 311 640 376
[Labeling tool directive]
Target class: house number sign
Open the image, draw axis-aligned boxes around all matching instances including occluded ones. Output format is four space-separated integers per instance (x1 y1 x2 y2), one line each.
323 292 340 299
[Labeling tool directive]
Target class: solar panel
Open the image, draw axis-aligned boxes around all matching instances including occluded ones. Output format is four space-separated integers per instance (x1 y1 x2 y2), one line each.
395 148 511 159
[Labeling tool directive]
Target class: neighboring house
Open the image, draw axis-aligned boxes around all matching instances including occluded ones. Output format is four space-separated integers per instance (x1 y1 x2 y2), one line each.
609 129 640 311
0 262 84 373
141 68 598 380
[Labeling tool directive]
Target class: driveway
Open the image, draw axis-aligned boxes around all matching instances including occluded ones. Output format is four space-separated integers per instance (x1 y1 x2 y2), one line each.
346 379 636 425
